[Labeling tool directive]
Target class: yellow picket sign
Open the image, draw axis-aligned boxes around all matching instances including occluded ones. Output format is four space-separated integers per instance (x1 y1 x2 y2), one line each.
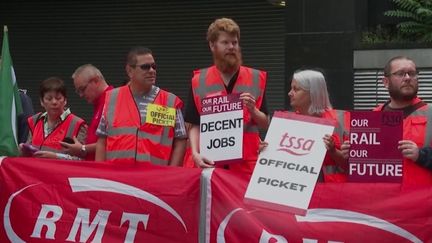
146 104 176 127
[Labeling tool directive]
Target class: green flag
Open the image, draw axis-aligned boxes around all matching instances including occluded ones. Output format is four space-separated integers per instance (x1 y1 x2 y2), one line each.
0 26 23 156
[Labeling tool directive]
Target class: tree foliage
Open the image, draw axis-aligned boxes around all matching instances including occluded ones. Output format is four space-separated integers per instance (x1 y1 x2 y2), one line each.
385 0 432 42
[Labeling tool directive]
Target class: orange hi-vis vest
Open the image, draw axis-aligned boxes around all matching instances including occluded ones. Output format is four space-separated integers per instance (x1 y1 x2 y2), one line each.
103 85 183 165
375 97 432 186
27 113 85 153
192 65 267 174
321 109 350 182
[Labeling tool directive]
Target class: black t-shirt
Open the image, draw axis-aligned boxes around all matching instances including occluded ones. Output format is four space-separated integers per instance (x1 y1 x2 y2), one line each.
184 69 268 125
381 99 427 118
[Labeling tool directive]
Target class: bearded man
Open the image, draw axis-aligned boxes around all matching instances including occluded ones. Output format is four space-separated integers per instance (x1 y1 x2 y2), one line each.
374 56 432 185
184 18 269 174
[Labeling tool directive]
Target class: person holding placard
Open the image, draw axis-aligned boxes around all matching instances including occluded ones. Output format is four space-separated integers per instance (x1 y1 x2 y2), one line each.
287 69 349 182
378 56 432 185
184 18 270 174
342 56 432 185
95 47 187 165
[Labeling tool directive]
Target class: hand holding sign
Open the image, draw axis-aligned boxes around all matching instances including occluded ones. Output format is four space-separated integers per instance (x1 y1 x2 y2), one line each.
323 134 336 152
200 94 243 164
239 92 256 112
341 140 350 160
192 152 214 168
398 140 420 161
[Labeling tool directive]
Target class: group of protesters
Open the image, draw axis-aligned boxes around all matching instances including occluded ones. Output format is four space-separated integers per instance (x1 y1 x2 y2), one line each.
17 17 432 186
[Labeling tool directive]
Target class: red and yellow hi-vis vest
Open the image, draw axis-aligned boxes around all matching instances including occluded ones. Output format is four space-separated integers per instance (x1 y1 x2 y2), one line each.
103 85 183 165
321 109 350 182
192 65 267 174
27 112 85 153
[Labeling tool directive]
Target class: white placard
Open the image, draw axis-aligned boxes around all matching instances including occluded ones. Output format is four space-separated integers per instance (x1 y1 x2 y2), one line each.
200 94 243 164
245 111 334 215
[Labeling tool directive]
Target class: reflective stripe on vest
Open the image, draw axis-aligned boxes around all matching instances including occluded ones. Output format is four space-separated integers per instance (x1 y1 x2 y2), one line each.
233 68 261 100
410 104 432 146
106 150 167 165
105 87 175 164
65 115 83 138
106 127 172 146
194 68 224 100
106 88 120 126
161 94 176 146
334 109 348 141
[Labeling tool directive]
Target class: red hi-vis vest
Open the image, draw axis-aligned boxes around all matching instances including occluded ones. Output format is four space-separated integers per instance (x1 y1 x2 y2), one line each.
27 113 85 153
375 97 432 186
321 109 350 182
103 86 183 165
192 65 267 174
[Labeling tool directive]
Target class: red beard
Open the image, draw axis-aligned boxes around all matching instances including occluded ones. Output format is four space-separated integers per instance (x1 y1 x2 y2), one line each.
213 49 243 73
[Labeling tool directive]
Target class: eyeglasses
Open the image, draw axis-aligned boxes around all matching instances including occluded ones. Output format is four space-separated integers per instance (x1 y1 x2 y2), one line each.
131 63 157 71
75 77 96 95
390 70 419 79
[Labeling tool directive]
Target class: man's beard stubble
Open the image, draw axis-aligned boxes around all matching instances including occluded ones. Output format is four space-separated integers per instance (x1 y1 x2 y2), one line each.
213 49 243 74
388 82 418 102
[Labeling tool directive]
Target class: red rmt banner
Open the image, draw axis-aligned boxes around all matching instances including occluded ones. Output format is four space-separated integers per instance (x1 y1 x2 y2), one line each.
0 157 431 242
0 157 200 243
204 169 431 243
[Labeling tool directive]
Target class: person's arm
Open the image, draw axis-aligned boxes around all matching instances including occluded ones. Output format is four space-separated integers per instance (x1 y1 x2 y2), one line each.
184 86 214 168
340 140 350 160
189 124 214 168
95 137 106 161
60 124 89 158
94 111 108 162
60 138 97 158
397 140 432 170
415 147 432 170
240 92 269 129
169 138 187 166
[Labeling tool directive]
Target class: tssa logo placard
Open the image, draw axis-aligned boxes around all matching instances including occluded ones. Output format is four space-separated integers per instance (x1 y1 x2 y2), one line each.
200 94 243 164
245 111 334 215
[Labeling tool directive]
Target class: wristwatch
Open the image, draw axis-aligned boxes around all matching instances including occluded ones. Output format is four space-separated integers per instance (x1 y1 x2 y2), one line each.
80 144 87 156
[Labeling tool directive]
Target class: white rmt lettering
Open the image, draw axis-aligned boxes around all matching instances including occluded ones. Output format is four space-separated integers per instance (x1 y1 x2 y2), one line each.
31 204 63 239
66 208 111 243
121 212 150 243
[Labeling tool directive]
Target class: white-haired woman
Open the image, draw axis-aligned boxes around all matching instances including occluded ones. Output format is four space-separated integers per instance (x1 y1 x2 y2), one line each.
287 69 349 182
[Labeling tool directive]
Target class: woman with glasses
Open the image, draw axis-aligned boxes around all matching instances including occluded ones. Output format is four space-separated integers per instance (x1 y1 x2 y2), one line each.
20 77 87 160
